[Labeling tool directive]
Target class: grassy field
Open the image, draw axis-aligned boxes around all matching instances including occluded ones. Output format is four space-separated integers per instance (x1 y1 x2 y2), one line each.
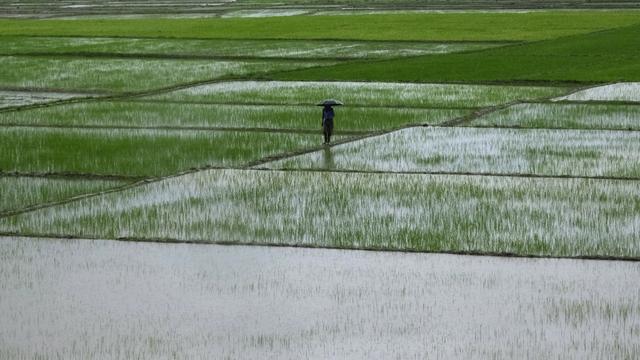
271 127 640 177
275 23 640 83
0 90 87 108
3 169 639 258
2 12 639 41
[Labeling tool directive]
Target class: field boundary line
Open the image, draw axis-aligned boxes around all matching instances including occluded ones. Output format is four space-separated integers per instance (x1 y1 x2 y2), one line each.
251 167 640 182
2 232 639 263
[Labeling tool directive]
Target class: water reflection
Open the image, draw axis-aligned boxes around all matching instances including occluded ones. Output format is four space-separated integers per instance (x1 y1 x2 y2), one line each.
321 146 335 170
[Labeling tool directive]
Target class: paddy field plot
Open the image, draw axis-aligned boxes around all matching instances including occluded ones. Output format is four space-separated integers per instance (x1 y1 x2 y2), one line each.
2 12 638 41
469 102 640 130
0 177 126 214
554 82 640 103
0 100 470 132
148 81 567 108
3 169 639 258
0 127 328 177
1 237 639 358
0 36 505 59
272 127 640 178
0 56 334 93
0 90 90 109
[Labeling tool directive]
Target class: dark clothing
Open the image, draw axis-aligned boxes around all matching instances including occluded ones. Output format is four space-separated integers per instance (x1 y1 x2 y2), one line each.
322 106 335 143
323 107 335 121
323 118 334 143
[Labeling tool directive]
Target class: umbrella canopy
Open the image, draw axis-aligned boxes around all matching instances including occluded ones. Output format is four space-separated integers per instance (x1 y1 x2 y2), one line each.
317 99 344 106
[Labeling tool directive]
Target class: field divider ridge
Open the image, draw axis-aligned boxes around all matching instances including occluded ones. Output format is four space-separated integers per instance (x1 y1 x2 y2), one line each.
2 232 638 263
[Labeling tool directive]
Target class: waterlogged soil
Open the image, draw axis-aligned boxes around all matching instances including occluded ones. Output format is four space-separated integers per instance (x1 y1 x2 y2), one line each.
1 237 638 359
271 126 640 178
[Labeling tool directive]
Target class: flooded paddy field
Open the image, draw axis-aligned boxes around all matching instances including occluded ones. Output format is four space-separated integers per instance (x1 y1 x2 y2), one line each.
149 81 566 108
0 36 505 60
272 126 640 178
2 8 640 359
0 90 90 109
0 100 470 132
470 102 640 130
0 56 334 93
554 82 640 103
0 127 330 176
0 177 126 214
1 237 638 359
3 169 639 258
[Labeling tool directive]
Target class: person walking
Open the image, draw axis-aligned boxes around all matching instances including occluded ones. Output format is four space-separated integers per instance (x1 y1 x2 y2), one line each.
322 104 335 144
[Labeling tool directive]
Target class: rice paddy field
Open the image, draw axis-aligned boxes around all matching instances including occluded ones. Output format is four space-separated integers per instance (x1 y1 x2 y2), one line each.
1 6 640 359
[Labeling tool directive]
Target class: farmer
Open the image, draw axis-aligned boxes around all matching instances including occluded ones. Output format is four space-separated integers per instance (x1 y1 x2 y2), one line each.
322 104 335 144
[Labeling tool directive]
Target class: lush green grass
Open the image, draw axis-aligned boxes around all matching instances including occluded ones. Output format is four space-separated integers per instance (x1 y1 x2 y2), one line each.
2 169 639 258
148 81 567 108
0 11 638 41
271 127 640 177
0 177 125 213
0 56 334 93
471 103 640 130
0 36 505 59
274 23 640 83
0 127 330 176
0 100 469 131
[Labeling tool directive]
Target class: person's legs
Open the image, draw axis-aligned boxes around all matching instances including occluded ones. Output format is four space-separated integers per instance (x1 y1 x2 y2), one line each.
326 118 334 143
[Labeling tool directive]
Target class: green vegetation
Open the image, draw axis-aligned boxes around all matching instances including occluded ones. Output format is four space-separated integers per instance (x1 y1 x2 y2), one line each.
2 169 639 258
1 11 638 41
0 127 330 176
149 81 567 108
271 127 640 177
0 177 125 213
275 24 640 83
471 103 640 130
0 90 85 109
0 36 505 59
0 56 333 93
0 100 469 131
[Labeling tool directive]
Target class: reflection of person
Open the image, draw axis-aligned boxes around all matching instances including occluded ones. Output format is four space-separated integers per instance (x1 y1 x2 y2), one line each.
321 147 335 170
322 105 335 144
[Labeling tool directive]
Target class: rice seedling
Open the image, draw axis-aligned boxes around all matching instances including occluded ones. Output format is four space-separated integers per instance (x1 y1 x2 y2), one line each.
3 169 639 258
0 177 125 214
0 127 328 176
1 237 638 358
469 102 640 130
0 56 335 93
0 100 470 131
149 81 565 108
0 36 504 59
0 90 87 109
555 82 640 102
1 11 637 41
272 127 640 177
275 24 640 83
